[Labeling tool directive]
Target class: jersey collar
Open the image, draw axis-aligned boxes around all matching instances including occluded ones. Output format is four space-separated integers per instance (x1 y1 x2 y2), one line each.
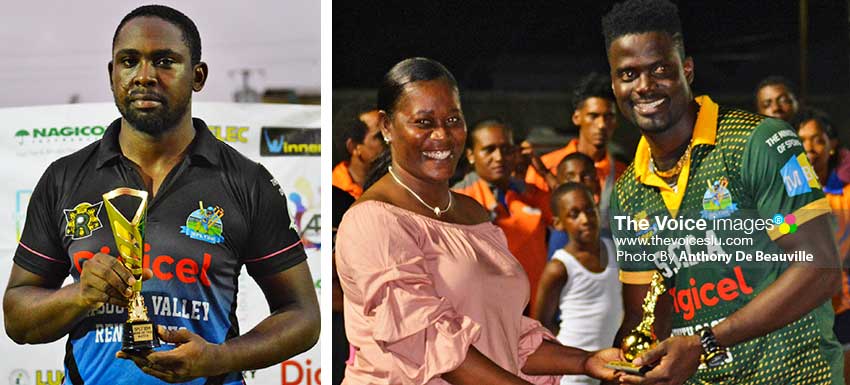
633 95 718 184
96 118 221 169
632 95 719 216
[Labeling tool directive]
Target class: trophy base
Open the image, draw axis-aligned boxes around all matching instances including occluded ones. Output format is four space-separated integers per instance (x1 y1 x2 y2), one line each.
121 321 159 354
604 361 652 375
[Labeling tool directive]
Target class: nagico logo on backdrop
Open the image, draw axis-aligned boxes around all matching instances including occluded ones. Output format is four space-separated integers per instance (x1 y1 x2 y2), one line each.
260 127 320 156
15 125 106 145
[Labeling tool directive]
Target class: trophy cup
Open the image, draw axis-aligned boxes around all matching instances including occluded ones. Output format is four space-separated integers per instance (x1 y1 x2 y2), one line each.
102 187 159 353
605 271 666 375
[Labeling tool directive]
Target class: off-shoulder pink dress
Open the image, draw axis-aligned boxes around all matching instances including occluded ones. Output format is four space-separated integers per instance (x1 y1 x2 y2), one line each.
335 200 561 385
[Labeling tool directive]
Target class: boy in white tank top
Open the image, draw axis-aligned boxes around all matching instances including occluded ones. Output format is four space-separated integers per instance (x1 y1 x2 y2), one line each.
532 183 624 385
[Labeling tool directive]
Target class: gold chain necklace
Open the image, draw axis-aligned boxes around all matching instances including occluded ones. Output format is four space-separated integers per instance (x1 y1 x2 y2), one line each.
649 138 694 179
387 166 453 217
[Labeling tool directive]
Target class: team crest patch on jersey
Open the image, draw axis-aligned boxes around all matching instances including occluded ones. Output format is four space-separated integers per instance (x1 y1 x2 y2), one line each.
780 153 820 197
633 210 657 239
64 202 103 240
180 202 225 244
701 177 738 219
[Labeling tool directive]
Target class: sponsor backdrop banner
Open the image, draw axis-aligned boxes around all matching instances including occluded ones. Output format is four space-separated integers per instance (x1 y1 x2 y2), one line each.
0 103 321 385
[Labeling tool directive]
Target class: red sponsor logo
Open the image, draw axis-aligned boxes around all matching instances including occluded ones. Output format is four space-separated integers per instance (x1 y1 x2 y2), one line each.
281 359 320 385
72 243 212 286
670 265 754 321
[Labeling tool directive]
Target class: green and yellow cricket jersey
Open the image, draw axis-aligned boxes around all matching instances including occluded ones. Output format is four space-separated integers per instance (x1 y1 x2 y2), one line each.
611 96 844 383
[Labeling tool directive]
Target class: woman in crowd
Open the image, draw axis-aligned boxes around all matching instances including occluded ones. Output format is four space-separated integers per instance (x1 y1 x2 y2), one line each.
334 57 621 385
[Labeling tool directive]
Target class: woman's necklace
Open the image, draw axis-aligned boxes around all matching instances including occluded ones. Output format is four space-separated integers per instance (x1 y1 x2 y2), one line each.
388 165 453 217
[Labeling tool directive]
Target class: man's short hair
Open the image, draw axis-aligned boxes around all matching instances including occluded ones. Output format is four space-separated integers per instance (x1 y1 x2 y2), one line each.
467 118 513 149
557 152 596 176
792 107 836 140
550 182 597 217
755 75 797 99
601 0 685 58
572 72 615 111
113 5 202 65
336 104 376 145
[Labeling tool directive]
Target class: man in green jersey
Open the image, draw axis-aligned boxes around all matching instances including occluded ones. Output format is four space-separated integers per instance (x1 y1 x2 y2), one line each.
603 0 845 383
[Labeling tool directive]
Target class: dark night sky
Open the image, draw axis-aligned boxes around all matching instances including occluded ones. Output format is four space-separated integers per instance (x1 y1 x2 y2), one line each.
333 0 849 96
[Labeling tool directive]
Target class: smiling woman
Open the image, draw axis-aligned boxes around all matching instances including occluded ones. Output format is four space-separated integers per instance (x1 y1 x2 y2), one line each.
333 57 622 385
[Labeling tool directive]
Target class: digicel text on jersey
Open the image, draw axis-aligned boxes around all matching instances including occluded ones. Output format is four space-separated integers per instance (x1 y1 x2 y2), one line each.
73 244 211 286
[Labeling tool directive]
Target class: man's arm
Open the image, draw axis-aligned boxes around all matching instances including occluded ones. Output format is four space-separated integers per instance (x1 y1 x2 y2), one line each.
711 215 840 346
4 253 140 344
131 260 320 382
622 215 841 384
520 141 559 191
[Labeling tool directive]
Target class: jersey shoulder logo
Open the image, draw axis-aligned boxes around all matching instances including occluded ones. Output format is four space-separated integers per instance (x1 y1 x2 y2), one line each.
64 201 103 240
780 153 820 197
701 177 738 219
180 201 225 244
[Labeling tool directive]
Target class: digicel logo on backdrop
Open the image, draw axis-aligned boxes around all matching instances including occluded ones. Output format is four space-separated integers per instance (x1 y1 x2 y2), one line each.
281 359 320 385
73 243 212 286
669 265 754 321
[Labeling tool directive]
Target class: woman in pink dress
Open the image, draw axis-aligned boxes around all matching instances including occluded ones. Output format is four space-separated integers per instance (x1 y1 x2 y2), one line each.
335 57 621 385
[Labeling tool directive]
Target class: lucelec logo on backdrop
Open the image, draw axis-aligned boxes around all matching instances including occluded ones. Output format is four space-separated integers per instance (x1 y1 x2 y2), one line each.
260 127 320 156
15 126 106 145
208 125 248 143
8 369 28 385
6 369 63 385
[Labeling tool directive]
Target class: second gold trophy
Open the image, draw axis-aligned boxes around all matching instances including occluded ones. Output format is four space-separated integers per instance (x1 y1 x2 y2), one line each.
605 271 666 374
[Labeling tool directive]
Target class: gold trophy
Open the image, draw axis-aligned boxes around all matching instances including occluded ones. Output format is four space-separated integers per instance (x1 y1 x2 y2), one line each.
102 187 159 353
605 271 666 375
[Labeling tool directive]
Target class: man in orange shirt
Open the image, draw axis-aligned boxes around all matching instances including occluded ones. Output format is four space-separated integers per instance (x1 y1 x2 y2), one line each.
332 108 385 199
525 73 627 220
454 119 551 312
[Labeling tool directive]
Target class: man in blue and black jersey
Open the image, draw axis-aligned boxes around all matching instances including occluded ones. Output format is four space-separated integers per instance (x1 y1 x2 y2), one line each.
3 5 319 384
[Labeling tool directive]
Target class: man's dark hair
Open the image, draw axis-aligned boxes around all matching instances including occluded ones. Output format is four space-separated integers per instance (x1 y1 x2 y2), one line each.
113 5 202 65
792 107 836 140
551 182 597 217
337 104 376 145
755 75 797 99
792 107 840 171
557 152 597 179
572 72 615 111
601 0 685 58
467 118 513 149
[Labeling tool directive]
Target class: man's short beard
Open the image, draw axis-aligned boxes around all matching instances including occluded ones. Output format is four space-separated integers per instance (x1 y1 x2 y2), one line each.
116 99 189 137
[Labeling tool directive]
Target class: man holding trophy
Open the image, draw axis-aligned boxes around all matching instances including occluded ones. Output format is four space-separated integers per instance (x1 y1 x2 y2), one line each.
3 5 319 384
604 0 845 383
